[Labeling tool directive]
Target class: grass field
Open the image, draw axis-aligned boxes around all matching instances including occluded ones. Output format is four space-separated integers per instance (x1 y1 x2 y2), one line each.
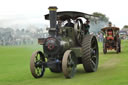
0 40 128 85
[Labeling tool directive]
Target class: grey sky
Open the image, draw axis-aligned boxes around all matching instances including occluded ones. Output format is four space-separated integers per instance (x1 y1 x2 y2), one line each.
0 0 128 28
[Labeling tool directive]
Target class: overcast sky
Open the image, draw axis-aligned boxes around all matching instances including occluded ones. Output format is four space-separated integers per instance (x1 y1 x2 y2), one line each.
0 0 128 29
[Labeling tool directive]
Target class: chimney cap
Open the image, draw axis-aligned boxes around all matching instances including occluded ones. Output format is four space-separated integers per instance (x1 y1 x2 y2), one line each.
48 6 58 11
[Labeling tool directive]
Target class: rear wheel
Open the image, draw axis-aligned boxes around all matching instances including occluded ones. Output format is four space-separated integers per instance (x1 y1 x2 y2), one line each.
118 39 121 52
82 35 99 72
30 51 45 78
62 50 77 78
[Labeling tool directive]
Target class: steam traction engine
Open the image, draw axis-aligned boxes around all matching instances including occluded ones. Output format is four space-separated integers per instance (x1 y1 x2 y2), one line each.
30 6 99 78
101 27 121 54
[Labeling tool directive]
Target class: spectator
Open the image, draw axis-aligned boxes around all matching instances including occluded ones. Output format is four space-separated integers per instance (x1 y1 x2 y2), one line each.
99 32 103 42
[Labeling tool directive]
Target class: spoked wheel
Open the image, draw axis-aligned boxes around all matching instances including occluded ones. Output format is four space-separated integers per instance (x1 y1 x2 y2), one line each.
103 43 107 54
74 19 84 46
62 50 77 79
30 51 45 78
82 35 99 72
103 39 107 54
118 38 121 52
116 42 119 53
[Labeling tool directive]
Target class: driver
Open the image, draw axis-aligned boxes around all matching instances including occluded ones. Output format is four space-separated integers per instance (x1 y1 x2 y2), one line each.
64 19 74 28
108 22 112 27
56 19 62 36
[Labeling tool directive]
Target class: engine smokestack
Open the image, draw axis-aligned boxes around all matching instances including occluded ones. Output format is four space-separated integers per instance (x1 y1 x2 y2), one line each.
48 6 58 36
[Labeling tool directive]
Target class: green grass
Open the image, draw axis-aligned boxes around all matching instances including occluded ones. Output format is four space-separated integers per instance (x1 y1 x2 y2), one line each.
0 40 128 85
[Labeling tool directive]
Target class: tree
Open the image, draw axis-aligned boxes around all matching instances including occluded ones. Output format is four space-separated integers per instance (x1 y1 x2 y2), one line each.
123 25 128 28
92 12 109 21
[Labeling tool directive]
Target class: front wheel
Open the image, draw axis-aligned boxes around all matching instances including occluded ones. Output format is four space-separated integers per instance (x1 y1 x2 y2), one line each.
116 42 119 53
103 39 107 54
62 50 77 79
103 44 107 54
30 51 45 78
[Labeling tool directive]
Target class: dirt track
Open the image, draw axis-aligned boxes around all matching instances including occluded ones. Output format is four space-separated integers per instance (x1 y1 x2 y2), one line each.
100 57 121 69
